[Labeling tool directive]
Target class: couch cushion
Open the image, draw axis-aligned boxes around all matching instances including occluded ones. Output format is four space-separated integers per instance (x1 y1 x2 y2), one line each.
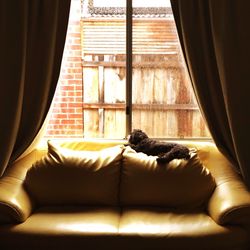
118 207 247 250
24 142 124 206
0 206 121 250
120 146 215 208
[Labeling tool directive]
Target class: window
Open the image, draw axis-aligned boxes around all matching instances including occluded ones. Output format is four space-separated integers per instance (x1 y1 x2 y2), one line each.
45 0 210 139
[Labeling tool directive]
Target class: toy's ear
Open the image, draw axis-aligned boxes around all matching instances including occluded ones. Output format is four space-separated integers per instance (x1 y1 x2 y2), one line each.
132 129 142 133
128 133 134 144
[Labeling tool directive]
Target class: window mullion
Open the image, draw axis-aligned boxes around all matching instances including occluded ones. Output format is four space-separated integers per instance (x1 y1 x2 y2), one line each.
126 0 133 138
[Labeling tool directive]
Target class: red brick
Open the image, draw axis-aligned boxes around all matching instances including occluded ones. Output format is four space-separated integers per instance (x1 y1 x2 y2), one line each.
51 108 61 113
75 85 83 91
67 68 82 74
74 74 83 79
70 45 81 50
73 38 81 44
61 120 76 125
74 97 83 102
60 97 75 102
61 108 75 113
75 92 83 97
58 80 68 85
53 114 67 119
61 74 74 80
67 102 82 108
52 103 68 108
74 63 82 67
60 85 75 91
67 33 81 38
46 130 60 135
67 80 82 85
48 119 61 125
68 114 82 119
66 57 81 62
45 130 53 135
63 62 74 68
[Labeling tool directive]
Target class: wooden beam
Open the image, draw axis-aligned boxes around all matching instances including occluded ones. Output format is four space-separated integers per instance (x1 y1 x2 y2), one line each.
82 60 184 68
82 103 199 111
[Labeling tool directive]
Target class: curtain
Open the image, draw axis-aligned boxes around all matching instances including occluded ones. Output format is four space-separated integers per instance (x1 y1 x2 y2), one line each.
0 0 71 176
170 0 250 187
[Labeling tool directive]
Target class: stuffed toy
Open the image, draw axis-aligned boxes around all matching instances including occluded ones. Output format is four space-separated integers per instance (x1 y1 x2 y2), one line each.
127 129 190 164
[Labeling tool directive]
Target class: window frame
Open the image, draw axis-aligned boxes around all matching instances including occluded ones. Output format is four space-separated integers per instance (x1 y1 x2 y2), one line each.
84 0 172 16
80 0 211 140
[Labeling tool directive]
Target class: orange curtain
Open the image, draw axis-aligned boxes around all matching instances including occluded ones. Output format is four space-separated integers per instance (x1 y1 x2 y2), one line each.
0 0 71 176
171 0 250 187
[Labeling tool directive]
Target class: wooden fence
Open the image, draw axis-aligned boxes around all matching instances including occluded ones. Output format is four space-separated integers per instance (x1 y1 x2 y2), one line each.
81 18 210 138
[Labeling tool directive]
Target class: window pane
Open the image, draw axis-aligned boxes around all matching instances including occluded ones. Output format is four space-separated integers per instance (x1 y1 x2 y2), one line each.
132 0 210 138
45 0 210 139
82 2 126 138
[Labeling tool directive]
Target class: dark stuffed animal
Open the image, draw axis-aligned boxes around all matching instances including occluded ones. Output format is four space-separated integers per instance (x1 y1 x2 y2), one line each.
127 129 190 164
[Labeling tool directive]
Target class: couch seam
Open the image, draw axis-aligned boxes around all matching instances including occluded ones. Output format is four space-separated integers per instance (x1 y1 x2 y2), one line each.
116 146 125 235
0 201 23 222
117 148 124 207
220 204 250 224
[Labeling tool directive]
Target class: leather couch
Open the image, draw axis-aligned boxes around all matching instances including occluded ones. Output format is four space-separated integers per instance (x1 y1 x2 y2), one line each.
0 139 250 250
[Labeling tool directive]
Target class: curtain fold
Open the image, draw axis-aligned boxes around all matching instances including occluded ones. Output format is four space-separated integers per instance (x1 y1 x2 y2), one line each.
170 0 250 187
0 0 71 176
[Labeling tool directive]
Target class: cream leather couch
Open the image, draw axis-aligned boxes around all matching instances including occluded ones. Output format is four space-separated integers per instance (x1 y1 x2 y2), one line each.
0 140 250 250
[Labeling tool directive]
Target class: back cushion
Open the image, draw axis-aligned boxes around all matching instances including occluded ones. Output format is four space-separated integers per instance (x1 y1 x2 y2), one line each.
24 141 124 206
120 146 215 209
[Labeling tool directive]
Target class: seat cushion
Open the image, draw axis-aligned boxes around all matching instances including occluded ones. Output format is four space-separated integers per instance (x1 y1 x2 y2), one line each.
118 207 248 250
24 142 124 206
120 146 216 208
0 206 121 250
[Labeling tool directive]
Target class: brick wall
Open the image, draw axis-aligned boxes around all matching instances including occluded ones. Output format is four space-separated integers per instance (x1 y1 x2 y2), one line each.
45 0 83 138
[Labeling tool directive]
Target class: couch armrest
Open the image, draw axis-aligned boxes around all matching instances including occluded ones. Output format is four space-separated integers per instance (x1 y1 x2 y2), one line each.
0 150 40 224
0 176 34 224
208 177 250 226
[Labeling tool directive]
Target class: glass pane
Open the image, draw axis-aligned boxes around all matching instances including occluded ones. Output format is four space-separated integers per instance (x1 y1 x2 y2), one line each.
132 0 210 138
82 1 126 138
